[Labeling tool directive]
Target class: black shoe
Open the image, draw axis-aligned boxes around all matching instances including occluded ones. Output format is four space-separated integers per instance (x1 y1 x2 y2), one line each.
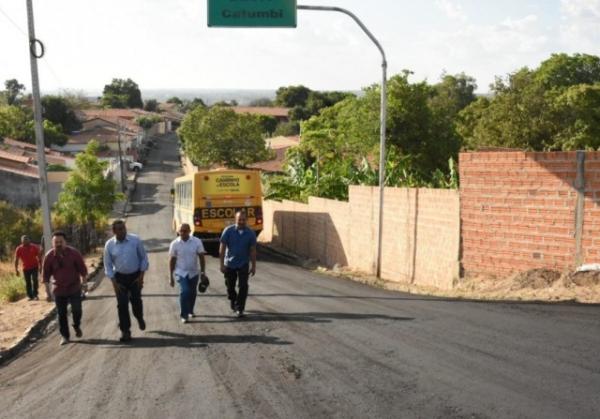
138 318 146 331
119 332 132 342
235 310 245 318
74 326 83 338
230 300 237 312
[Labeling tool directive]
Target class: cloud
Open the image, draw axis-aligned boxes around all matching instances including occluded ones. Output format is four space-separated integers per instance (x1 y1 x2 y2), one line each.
404 14 550 90
559 0 600 53
435 0 467 22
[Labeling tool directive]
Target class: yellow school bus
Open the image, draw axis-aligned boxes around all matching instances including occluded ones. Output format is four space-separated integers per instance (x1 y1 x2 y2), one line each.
172 169 263 244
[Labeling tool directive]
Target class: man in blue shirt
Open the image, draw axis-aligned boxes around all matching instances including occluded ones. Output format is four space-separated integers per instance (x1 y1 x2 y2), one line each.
219 211 257 318
104 219 149 342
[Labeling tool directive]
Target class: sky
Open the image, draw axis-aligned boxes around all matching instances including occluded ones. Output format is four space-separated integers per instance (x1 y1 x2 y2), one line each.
1 0 600 94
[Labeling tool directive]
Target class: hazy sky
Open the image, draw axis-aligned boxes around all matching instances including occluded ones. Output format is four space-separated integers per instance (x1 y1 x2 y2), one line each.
1 0 599 93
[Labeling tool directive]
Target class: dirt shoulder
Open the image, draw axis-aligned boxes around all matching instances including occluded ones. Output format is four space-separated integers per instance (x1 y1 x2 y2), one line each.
260 244 600 304
0 252 102 352
332 267 600 304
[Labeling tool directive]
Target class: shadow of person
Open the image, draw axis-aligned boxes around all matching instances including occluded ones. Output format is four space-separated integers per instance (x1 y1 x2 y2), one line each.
75 330 292 348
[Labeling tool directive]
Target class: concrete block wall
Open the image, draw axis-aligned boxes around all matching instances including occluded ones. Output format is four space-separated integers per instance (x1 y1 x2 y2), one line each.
260 185 461 289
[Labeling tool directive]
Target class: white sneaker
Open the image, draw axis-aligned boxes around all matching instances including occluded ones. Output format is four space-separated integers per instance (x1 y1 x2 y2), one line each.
181 317 188 324
60 337 69 346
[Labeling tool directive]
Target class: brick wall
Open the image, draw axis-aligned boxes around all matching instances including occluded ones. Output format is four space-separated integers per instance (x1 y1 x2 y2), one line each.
459 151 600 277
260 185 460 289
583 152 600 263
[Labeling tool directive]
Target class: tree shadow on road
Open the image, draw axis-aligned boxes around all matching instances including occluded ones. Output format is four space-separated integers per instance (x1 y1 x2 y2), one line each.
75 330 292 348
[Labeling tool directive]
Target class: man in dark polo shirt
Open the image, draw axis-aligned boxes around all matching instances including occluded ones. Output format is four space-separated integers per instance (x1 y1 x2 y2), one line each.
42 231 88 346
14 235 42 301
219 211 257 318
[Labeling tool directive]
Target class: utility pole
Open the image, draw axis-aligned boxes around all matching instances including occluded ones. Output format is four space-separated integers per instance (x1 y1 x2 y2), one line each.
26 0 52 254
117 121 126 192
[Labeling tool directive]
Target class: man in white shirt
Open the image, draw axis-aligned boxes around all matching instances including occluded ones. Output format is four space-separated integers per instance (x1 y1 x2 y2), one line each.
169 223 207 323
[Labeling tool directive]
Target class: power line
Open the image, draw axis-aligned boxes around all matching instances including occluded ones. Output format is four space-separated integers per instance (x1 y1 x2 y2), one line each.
0 4 64 90
0 4 28 37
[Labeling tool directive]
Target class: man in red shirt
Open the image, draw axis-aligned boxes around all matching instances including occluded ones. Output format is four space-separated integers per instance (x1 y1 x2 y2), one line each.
14 235 42 301
43 231 88 346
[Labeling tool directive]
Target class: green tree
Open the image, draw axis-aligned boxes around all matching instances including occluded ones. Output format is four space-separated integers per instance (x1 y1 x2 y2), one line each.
178 106 269 168
26 120 68 147
257 115 278 136
0 105 30 140
101 78 143 108
3 79 25 106
182 97 206 112
56 140 123 224
136 115 162 130
144 99 159 112
167 96 183 105
42 95 82 133
458 53 600 151
275 85 311 107
212 100 238 107
249 97 274 107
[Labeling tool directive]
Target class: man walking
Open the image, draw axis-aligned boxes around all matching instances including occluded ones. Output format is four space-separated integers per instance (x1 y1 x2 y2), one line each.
14 235 42 301
219 211 257 318
169 223 207 323
42 231 88 345
104 220 149 342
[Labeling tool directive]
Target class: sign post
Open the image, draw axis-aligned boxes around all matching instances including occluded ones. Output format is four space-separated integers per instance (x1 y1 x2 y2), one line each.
208 2 387 278
208 0 297 28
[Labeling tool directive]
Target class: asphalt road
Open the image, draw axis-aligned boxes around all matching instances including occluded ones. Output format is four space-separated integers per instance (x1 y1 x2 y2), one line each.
1 134 599 419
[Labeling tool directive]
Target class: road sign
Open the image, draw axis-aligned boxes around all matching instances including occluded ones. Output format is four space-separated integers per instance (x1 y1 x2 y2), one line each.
208 0 297 28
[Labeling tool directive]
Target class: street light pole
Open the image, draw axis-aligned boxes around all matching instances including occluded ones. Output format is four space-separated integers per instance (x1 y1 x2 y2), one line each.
297 5 388 277
26 0 52 254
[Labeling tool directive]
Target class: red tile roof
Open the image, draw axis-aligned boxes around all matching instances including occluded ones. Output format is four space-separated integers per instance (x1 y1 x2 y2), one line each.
232 106 290 118
0 149 31 164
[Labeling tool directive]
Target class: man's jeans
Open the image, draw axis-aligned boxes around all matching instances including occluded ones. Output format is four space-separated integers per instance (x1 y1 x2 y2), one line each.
23 268 39 299
114 272 144 333
224 264 249 312
176 274 199 319
55 293 82 339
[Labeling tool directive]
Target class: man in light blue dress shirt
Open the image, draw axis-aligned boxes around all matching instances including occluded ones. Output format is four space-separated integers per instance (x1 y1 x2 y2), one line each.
104 219 149 342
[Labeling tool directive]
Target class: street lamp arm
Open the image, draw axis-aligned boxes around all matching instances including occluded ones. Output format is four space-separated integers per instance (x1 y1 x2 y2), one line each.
297 5 387 67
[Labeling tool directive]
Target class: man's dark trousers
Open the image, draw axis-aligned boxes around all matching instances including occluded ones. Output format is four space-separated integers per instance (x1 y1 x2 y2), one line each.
114 271 144 333
55 293 82 339
224 264 249 311
23 268 39 299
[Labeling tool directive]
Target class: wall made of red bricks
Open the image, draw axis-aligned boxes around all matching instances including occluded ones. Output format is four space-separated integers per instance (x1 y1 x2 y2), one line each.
459 151 600 277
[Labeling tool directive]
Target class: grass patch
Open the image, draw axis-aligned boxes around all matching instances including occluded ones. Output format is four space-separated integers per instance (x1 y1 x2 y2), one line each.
0 274 26 303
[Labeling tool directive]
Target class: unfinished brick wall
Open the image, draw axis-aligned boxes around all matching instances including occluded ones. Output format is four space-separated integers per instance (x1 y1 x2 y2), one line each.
260 185 460 289
581 152 600 264
459 151 600 277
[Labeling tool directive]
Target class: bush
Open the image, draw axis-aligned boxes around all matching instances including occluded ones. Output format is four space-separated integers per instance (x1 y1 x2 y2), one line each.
0 274 26 302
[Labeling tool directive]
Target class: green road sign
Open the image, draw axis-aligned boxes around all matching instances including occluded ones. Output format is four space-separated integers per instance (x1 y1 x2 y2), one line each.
208 0 297 28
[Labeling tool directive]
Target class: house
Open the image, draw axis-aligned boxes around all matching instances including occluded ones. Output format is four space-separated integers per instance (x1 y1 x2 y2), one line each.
2 138 74 169
56 125 138 155
248 135 300 173
0 148 68 208
231 106 290 123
